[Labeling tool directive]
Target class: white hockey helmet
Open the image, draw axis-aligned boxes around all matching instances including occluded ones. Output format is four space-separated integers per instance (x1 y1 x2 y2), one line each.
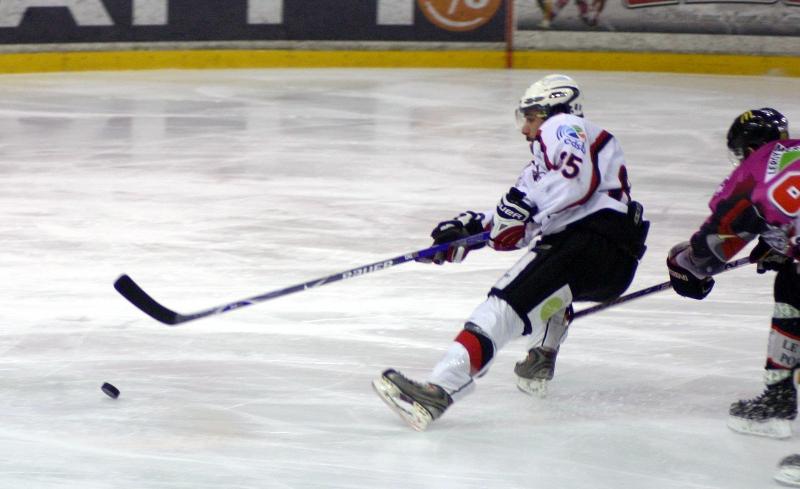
516 74 583 124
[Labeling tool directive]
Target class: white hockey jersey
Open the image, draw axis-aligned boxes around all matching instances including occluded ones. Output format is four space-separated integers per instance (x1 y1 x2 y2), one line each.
515 113 631 237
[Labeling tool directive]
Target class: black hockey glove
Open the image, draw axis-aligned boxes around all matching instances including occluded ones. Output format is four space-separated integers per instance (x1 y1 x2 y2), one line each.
489 187 535 251
749 237 792 274
667 241 715 300
418 211 486 265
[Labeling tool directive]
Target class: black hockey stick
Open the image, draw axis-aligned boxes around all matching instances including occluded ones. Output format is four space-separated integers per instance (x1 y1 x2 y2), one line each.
114 231 491 326
573 256 752 319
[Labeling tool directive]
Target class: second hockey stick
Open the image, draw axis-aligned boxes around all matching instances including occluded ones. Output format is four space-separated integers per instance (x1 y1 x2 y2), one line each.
114 231 490 326
573 256 752 320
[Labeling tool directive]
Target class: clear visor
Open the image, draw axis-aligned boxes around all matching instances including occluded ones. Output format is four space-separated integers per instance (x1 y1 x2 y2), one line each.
514 108 525 128
515 107 548 128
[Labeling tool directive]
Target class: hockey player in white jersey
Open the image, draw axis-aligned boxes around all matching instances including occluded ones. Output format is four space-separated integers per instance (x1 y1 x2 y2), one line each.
372 74 650 431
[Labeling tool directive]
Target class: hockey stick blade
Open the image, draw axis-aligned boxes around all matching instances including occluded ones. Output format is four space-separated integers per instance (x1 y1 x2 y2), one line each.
114 231 491 326
573 256 752 320
114 274 184 325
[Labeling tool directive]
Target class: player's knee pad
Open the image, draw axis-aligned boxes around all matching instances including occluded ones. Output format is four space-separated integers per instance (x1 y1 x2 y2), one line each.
524 284 573 336
490 282 573 336
455 322 496 377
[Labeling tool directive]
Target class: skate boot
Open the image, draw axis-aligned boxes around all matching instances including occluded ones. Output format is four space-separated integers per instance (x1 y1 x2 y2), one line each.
727 369 797 439
776 454 800 487
514 347 558 397
372 369 453 431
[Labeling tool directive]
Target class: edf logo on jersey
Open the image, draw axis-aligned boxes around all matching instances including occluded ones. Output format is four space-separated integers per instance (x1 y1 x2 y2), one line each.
556 124 587 152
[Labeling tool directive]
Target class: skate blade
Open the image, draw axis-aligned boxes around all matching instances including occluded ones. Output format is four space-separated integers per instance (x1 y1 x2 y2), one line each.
516 376 549 398
775 466 800 487
727 415 792 439
372 377 433 432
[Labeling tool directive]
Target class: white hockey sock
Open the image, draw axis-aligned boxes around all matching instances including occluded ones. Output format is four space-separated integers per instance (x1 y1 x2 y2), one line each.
539 307 570 351
428 342 475 401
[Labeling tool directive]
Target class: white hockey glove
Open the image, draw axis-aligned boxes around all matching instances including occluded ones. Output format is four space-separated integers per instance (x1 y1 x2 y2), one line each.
489 187 535 251
418 211 487 265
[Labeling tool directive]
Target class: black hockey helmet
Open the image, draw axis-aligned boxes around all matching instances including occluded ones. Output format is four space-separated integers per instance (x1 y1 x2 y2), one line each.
726 107 789 163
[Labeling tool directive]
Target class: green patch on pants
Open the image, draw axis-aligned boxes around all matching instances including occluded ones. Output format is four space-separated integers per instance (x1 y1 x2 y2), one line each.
540 297 565 322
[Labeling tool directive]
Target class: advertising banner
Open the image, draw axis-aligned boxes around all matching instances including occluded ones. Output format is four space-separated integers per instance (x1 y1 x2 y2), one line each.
0 0 506 44
516 0 800 35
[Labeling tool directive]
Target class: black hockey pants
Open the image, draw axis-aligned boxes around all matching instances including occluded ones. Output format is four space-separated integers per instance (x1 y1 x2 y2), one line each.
490 205 647 335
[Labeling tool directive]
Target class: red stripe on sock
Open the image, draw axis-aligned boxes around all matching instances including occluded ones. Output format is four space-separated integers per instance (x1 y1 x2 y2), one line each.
455 330 482 376
772 323 800 342
768 357 793 369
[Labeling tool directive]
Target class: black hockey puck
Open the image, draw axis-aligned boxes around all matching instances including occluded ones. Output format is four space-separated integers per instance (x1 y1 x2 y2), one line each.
101 382 120 399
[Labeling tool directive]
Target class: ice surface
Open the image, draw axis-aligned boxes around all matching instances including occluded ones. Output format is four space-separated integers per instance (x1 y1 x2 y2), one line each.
0 68 797 488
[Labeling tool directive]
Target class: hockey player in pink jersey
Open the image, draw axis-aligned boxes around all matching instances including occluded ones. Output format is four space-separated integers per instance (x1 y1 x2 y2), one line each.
666 108 796 439
372 74 650 431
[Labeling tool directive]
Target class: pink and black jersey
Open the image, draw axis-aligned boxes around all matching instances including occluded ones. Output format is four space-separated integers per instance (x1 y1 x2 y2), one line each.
693 139 800 265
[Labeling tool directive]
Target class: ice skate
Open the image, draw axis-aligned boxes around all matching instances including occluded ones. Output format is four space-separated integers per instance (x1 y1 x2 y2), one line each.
776 454 800 487
727 369 797 439
514 347 557 397
372 369 453 431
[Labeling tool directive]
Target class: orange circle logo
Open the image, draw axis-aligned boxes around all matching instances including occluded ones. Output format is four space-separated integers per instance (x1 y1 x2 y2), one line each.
417 0 502 32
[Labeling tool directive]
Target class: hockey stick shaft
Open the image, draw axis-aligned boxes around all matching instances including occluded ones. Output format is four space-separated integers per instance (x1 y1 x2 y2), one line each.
573 256 752 320
114 231 491 326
